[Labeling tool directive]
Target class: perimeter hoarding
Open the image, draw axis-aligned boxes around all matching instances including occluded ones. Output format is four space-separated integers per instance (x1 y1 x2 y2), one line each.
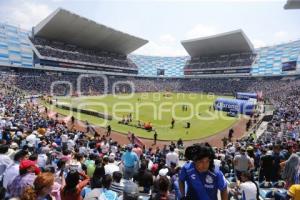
214 98 255 115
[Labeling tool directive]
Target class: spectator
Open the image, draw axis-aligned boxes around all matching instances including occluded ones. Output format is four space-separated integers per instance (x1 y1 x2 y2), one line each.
0 144 13 178
111 171 125 196
60 170 90 200
133 160 153 193
179 143 228 200
229 171 259 200
151 176 175 200
259 149 274 182
282 154 300 189
104 154 120 175
272 144 285 182
166 146 179 167
82 166 104 200
121 144 139 180
288 184 300 200
7 160 39 198
100 174 118 200
234 147 252 180
119 180 139 200
20 172 54 200
2 150 28 190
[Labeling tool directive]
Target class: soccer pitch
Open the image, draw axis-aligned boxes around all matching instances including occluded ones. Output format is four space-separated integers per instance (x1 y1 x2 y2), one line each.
51 93 237 141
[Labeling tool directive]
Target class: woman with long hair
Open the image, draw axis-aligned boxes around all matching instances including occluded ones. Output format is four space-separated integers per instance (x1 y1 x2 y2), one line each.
60 170 90 200
21 172 54 200
81 165 105 199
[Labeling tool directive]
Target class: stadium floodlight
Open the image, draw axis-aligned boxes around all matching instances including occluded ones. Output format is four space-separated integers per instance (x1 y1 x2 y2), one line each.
284 0 300 9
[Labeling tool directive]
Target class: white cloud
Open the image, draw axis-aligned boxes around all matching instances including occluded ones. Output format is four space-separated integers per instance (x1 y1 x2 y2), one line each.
159 34 176 43
134 41 187 56
0 1 52 29
185 24 218 40
134 33 187 56
252 39 267 48
273 31 290 42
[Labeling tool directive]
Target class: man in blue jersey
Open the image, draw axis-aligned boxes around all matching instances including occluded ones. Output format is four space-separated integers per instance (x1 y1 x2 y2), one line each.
179 143 228 200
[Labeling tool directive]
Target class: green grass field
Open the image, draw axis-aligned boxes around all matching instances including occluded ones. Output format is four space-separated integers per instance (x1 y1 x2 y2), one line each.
50 93 237 141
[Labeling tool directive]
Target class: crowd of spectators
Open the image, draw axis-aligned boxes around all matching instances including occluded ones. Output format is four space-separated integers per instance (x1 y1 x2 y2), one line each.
185 52 256 70
32 37 137 69
2 69 288 96
1 68 300 199
0 78 187 200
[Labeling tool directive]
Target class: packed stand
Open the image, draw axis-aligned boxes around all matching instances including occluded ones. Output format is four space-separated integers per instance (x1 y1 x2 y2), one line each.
0 73 300 200
2 69 268 96
32 37 137 69
185 52 256 70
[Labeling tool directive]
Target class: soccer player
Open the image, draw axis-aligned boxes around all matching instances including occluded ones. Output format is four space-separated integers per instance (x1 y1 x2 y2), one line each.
171 118 175 129
106 125 111 137
153 131 158 145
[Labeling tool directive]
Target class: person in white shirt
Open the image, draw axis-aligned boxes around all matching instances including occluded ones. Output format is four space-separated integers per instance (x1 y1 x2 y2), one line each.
5 120 12 129
26 131 37 147
239 171 258 200
104 154 120 175
0 144 13 173
3 150 28 190
101 141 110 155
69 153 84 172
110 143 118 155
229 170 258 200
166 146 179 167
37 147 49 169
61 133 68 144
67 138 75 151
234 147 252 180
79 142 87 155
0 118 6 128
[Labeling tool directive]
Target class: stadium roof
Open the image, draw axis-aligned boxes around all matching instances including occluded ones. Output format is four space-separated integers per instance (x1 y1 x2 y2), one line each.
284 0 300 9
33 8 148 55
181 30 254 57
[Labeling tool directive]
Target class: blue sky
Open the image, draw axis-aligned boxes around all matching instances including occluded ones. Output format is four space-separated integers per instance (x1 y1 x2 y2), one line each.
0 0 299 56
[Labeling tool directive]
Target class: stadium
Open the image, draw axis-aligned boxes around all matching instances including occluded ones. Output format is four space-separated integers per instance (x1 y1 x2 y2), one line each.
0 1 300 200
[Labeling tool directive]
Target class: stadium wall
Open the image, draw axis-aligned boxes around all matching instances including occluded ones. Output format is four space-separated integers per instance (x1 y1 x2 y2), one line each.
251 40 300 76
1 23 300 78
129 54 188 77
0 23 33 68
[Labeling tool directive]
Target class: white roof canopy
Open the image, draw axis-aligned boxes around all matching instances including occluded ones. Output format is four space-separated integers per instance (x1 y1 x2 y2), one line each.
33 8 148 55
284 0 300 9
181 30 254 57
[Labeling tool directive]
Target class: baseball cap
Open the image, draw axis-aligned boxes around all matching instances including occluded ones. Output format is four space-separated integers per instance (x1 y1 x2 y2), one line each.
246 146 253 151
19 160 37 170
109 153 115 160
159 168 169 176
127 144 133 150
123 180 139 196
10 142 19 149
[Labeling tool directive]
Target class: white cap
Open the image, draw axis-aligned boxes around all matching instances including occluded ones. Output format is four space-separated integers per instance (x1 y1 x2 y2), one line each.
159 168 169 176
109 153 115 160
10 142 19 149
